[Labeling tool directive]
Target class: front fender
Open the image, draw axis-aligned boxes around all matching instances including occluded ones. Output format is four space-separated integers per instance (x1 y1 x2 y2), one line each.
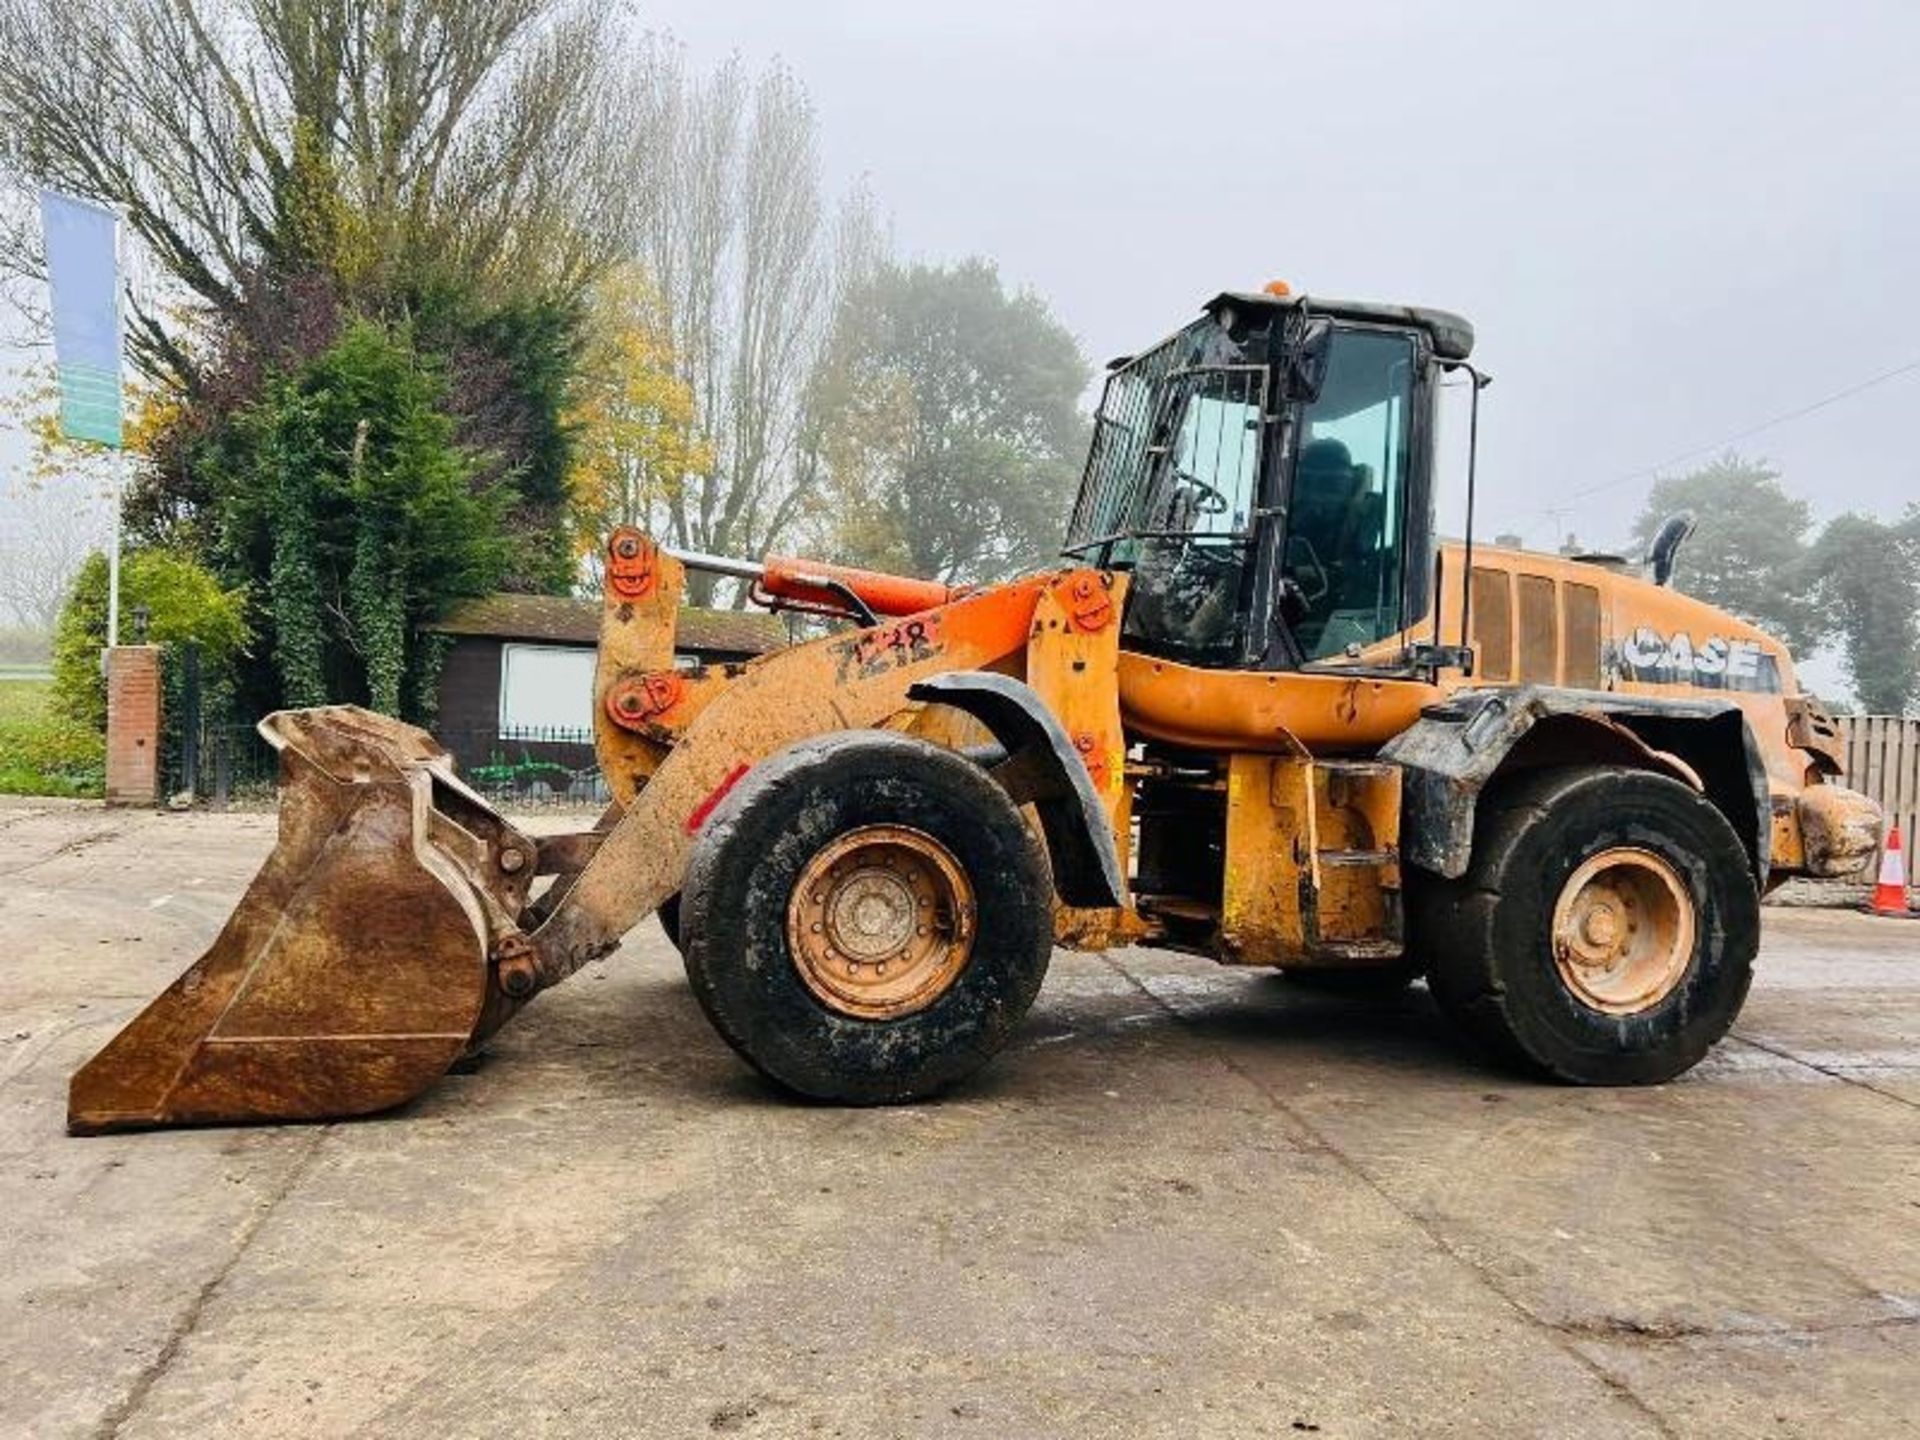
908 672 1126 909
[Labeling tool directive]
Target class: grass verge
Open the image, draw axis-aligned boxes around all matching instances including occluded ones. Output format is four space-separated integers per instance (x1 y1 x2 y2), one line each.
0 679 105 798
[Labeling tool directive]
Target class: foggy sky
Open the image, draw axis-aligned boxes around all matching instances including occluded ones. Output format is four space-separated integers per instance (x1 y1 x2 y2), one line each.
638 0 1920 551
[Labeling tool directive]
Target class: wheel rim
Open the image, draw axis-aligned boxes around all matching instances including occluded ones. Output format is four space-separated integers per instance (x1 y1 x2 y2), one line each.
1550 846 1696 1015
787 824 976 1020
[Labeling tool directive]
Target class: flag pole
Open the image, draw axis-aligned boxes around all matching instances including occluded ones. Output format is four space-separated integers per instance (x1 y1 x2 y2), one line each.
106 448 124 647
105 205 125 648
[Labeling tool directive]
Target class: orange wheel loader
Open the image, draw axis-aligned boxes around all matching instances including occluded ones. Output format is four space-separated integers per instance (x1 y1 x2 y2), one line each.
69 285 1884 1133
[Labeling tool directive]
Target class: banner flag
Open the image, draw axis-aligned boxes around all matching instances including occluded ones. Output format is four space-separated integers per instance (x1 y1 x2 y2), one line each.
39 190 123 448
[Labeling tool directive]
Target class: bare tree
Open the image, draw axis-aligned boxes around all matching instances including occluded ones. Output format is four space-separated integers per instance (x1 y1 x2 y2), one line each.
0 478 112 633
0 0 644 381
629 47 882 603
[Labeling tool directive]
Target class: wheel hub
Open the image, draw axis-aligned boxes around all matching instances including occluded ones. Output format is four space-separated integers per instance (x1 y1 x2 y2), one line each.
829 871 918 959
1551 846 1695 1015
787 825 976 1019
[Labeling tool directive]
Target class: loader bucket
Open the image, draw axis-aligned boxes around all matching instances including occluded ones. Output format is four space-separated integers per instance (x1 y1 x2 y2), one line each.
69 707 535 1134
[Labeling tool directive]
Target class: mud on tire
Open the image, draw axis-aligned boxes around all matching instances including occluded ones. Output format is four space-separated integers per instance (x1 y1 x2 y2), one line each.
1414 765 1759 1085
680 731 1053 1103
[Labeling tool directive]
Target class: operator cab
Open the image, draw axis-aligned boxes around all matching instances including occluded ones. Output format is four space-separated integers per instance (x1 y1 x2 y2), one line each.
1062 287 1475 674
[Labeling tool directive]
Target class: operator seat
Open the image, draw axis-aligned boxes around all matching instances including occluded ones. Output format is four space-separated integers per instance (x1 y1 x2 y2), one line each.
1292 438 1360 539
1284 440 1360 643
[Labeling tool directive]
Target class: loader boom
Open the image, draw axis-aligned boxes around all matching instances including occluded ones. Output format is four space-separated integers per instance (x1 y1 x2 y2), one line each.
526 558 1121 993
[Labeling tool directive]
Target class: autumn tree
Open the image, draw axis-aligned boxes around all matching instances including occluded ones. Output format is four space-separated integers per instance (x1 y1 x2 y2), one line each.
1628 455 1825 653
567 265 711 581
808 258 1090 583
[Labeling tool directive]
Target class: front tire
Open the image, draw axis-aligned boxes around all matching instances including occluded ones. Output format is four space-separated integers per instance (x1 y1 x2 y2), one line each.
1416 766 1759 1085
680 732 1054 1103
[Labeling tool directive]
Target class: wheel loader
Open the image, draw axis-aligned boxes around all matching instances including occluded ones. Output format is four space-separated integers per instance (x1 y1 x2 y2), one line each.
69 282 1884 1133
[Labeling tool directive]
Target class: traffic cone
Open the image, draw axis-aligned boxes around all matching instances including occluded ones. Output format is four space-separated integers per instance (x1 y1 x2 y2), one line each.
1864 823 1916 918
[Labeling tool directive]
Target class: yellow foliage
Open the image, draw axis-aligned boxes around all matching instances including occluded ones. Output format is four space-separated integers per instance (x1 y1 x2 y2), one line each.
20 360 184 465
124 385 187 459
567 265 712 556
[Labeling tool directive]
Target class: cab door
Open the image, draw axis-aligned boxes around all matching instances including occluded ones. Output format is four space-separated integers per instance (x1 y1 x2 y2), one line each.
1263 325 1435 669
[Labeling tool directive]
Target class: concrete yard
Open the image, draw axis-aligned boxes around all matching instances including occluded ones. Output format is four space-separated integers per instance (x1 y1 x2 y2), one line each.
2 797 1916 1439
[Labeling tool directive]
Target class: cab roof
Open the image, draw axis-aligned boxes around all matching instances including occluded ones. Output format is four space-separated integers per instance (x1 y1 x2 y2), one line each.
1206 290 1475 362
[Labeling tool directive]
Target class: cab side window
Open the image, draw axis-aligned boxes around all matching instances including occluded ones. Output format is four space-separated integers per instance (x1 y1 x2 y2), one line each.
1282 330 1416 662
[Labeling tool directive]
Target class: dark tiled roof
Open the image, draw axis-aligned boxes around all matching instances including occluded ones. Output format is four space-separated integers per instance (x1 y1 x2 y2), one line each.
427 594 786 655
674 607 790 655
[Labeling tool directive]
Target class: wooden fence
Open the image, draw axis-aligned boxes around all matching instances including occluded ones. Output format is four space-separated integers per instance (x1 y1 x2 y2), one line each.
1840 715 1920 869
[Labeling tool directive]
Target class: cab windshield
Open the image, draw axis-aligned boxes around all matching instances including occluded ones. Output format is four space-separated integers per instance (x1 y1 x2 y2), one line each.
1062 311 1428 672
1064 316 1258 563
1064 317 1269 664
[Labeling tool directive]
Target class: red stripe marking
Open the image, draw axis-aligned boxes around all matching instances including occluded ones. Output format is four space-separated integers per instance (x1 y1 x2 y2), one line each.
686 762 751 834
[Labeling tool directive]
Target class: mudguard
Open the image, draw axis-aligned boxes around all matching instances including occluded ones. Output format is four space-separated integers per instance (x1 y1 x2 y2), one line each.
1381 686 1772 884
908 671 1126 909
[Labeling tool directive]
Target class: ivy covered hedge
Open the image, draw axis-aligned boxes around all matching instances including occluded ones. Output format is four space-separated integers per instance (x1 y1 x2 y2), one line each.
183 320 518 720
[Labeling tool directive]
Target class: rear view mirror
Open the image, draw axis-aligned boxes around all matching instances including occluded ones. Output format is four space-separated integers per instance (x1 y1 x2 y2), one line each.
1285 319 1332 403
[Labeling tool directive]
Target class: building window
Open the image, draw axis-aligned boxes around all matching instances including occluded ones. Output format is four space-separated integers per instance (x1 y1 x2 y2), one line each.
499 644 595 739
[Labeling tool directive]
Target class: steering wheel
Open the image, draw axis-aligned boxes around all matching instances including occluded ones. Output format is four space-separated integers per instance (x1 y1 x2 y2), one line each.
1284 534 1331 605
1171 469 1229 517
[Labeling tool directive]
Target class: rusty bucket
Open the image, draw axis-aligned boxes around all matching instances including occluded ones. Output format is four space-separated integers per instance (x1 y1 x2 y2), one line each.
68 707 536 1134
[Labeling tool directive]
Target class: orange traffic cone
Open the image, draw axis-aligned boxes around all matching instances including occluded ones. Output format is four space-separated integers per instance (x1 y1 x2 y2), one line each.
1864 823 1917 918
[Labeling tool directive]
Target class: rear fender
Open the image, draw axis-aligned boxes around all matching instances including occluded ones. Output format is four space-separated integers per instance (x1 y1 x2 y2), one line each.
1383 686 1771 885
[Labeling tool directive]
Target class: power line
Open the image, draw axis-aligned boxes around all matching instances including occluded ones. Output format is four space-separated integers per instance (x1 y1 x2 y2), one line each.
1535 355 1920 513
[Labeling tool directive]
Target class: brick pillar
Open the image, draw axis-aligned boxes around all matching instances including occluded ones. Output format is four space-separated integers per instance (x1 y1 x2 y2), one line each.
105 646 163 807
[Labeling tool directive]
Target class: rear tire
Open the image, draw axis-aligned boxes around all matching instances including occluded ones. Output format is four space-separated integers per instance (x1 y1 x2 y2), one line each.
680 732 1054 1103
1415 766 1758 1085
